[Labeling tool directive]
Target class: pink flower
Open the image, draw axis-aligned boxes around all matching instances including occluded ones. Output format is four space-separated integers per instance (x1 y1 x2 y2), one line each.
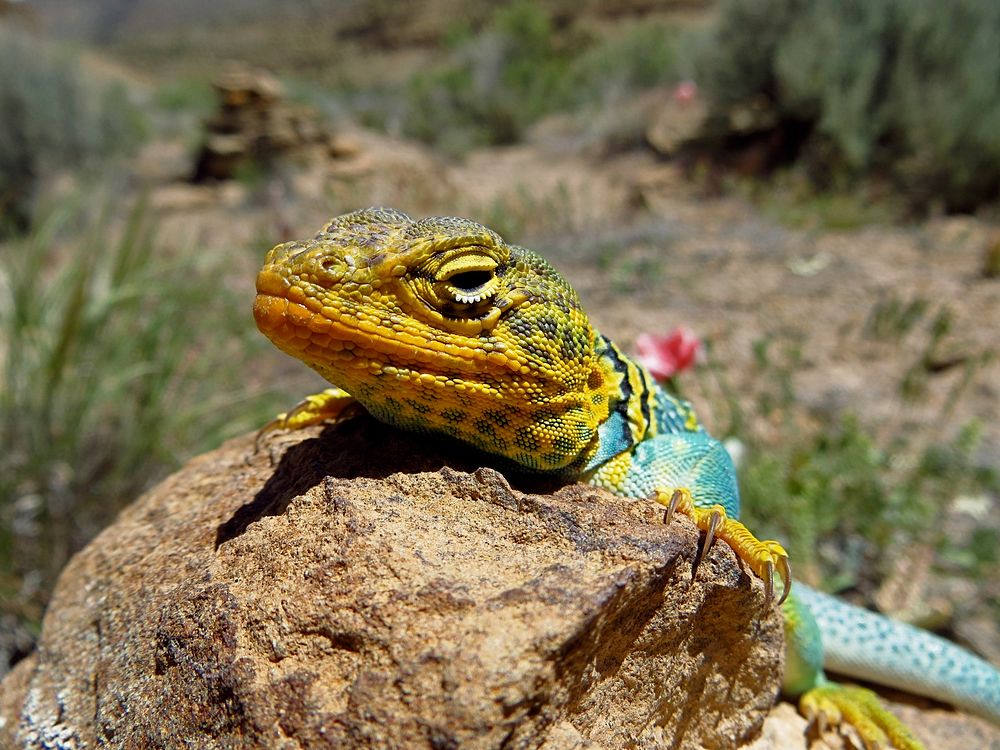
635 327 702 381
673 80 698 105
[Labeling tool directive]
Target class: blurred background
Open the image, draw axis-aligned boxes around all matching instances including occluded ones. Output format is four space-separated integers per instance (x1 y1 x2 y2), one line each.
1 0 998 681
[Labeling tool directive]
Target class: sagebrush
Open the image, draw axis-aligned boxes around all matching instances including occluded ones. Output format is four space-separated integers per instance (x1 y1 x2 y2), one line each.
697 0 1000 211
0 27 145 234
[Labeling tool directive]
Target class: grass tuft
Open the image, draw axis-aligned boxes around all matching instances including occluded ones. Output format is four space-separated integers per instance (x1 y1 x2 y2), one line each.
0 27 146 234
0 197 285 630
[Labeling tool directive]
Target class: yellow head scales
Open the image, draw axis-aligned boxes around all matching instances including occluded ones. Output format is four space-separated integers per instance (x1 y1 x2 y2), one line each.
254 207 617 471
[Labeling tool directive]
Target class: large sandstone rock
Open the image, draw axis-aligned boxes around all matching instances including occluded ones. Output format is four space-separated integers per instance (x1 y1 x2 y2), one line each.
0 417 783 749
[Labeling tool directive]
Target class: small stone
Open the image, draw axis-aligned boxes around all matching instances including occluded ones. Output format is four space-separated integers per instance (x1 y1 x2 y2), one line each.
191 64 331 182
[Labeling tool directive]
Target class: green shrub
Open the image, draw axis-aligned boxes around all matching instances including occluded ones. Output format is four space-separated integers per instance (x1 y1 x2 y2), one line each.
739 415 997 591
0 198 286 630
0 27 146 234
402 2 574 154
397 4 684 155
697 0 1000 211
569 21 686 106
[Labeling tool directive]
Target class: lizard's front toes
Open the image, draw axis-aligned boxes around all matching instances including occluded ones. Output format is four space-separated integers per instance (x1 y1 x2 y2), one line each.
255 387 361 452
656 488 791 605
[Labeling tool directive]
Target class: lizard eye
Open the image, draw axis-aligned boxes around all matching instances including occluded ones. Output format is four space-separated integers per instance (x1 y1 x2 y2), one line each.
419 249 502 314
445 269 496 304
440 264 498 305
448 270 492 291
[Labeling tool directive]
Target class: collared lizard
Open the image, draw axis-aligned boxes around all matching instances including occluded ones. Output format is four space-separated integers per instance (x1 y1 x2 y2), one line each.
253 206 1000 749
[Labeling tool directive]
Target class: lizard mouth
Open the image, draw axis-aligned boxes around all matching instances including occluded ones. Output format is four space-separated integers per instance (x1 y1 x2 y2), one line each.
253 290 519 377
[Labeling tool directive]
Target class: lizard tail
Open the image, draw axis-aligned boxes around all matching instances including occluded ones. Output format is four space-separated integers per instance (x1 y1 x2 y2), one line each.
797 585 1000 723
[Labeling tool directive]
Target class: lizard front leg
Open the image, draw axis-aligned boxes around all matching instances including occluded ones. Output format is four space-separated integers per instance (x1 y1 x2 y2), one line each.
256 387 363 449
657 487 790 604
586 432 790 605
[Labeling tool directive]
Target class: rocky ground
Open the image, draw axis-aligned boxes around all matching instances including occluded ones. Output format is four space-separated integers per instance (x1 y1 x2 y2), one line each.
4 419 997 749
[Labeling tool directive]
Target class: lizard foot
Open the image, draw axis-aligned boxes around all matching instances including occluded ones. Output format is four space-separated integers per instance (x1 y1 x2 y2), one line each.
800 683 926 750
655 488 790 605
255 387 361 450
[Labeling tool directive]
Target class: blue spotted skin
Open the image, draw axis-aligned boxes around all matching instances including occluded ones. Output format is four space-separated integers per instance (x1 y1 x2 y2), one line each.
789 587 1000 721
589 427 740 514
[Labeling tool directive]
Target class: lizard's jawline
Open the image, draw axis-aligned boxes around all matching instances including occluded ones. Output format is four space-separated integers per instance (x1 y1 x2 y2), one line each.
253 292 518 376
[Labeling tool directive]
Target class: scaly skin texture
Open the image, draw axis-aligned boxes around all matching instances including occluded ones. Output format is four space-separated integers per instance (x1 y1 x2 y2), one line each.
256 209 613 473
255 207 1000 750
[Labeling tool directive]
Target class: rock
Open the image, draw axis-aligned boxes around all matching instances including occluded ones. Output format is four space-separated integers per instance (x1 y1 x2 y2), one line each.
741 702 809 750
893 703 1000 750
327 132 364 160
0 417 783 750
192 65 332 182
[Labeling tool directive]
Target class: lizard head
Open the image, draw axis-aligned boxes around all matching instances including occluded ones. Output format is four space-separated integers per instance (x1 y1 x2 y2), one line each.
254 207 616 471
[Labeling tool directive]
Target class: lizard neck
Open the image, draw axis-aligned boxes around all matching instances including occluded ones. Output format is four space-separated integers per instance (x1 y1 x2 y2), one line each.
581 333 660 473
581 333 704 474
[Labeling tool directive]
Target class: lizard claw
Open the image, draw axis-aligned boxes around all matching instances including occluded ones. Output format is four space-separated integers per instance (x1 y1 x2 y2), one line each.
702 508 722 554
692 508 725 582
662 487 682 526
657 488 791 606
774 549 791 605
801 683 926 750
255 388 361 452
